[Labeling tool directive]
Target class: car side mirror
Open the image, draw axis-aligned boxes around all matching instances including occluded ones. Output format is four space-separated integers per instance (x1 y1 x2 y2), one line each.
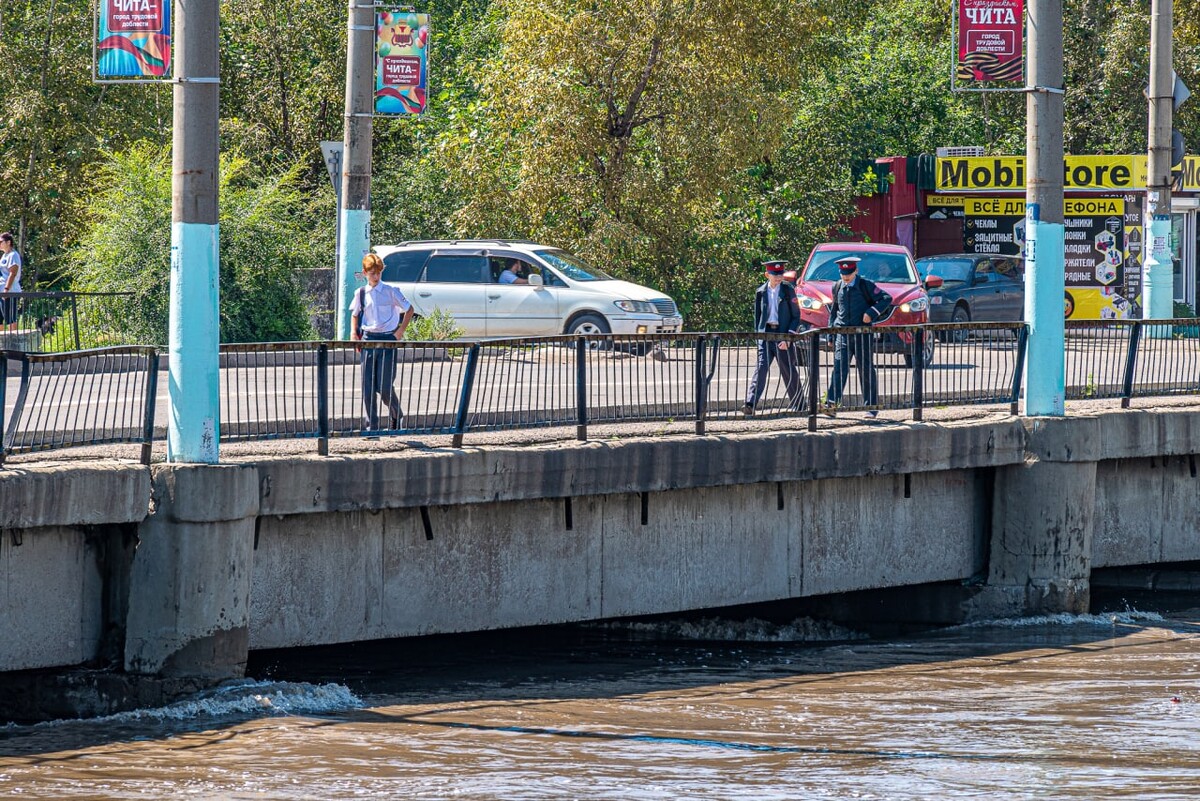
528 273 544 287
925 275 944 289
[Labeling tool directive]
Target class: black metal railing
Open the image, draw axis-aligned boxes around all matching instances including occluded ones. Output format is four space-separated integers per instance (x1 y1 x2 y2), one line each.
6 320 1200 461
0 291 139 353
1 346 158 464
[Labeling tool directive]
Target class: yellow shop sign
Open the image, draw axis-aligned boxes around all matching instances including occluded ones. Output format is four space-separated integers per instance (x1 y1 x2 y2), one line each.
937 155 1144 191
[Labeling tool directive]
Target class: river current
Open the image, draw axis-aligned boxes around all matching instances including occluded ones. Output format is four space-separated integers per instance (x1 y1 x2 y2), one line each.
2 608 1198 799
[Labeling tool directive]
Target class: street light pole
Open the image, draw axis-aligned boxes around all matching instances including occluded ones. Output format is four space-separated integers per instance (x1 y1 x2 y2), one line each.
1144 0 1174 330
1023 0 1066 416
167 0 221 463
335 0 375 339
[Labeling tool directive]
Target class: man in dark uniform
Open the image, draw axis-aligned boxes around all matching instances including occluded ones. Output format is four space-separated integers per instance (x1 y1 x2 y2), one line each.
824 255 892 417
743 260 804 415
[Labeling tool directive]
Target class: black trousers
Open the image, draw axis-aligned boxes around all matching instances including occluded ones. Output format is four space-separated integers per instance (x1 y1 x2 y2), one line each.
745 336 804 410
360 331 404 429
826 332 877 406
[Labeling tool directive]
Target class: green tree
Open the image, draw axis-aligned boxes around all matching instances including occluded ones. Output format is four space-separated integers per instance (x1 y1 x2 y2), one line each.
434 0 841 322
68 143 323 345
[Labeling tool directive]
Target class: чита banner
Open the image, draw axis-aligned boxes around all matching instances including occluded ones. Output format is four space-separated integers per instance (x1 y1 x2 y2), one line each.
95 0 172 81
956 0 1023 84
375 10 430 115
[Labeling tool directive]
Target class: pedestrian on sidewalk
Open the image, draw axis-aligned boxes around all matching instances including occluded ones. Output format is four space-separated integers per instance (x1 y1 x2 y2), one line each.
743 260 804 415
823 256 892 417
0 232 23 332
350 253 415 430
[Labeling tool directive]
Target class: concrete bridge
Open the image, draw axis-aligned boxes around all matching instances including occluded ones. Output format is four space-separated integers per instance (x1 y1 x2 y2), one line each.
2 407 1199 718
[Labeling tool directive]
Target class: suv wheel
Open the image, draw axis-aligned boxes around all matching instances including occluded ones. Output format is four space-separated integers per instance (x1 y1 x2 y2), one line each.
568 313 611 348
903 333 936 368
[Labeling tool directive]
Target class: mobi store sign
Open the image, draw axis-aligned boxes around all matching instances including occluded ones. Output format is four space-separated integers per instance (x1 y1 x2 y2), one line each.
935 155 1167 191
95 0 172 81
956 0 1023 84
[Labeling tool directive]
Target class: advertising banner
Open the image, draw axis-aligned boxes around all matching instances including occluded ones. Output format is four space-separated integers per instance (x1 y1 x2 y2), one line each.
956 0 1024 84
96 0 172 81
375 10 430 115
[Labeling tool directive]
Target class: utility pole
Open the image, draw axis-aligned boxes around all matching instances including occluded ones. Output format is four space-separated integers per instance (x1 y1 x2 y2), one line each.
336 0 375 339
168 0 221 463
1023 0 1066 416
1144 0 1174 331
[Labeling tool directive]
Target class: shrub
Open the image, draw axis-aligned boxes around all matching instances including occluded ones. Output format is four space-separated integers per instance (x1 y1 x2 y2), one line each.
67 143 325 345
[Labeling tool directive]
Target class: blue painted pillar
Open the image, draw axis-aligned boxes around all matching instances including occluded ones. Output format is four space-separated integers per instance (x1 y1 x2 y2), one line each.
168 0 220 463
168 225 220 462
1143 215 1174 337
336 209 370 338
1023 212 1066 415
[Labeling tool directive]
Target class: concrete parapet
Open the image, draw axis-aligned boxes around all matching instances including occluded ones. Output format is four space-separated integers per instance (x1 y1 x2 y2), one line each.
124 464 258 679
254 420 1027 516
0 463 149 529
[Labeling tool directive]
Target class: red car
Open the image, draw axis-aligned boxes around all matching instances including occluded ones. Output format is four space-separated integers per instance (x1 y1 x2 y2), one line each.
793 242 944 367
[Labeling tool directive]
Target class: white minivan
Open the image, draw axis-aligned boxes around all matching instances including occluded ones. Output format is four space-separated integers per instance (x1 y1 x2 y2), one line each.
373 239 683 338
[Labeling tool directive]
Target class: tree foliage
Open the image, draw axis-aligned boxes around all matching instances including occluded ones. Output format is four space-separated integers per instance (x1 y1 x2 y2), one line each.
1 0 1199 332
69 143 322 344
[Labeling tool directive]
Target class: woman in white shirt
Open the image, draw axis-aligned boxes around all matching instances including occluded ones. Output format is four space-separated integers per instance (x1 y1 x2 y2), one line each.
350 253 415 430
0 232 22 332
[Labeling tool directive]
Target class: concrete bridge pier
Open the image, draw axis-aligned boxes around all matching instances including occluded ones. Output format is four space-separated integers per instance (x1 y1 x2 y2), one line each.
124 465 258 680
972 417 1097 618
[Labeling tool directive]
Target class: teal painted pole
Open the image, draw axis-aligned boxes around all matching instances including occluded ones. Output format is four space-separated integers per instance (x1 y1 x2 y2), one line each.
168 0 220 463
168 223 220 462
1143 214 1174 335
335 0 375 339
337 209 370 338
1023 217 1066 415
1144 0 1175 337
1023 0 1065 417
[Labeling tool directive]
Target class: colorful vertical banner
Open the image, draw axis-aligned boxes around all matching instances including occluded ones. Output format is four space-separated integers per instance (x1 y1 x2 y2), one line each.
96 0 172 81
375 11 430 115
955 0 1024 84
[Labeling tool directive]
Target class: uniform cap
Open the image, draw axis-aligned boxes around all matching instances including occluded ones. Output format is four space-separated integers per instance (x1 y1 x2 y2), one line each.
763 260 788 275
837 256 862 274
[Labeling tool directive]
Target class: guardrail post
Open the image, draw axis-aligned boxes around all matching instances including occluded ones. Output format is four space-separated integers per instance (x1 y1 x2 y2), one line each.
140 350 160 465
0 351 7 465
694 335 706 435
70 293 81 351
1011 324 1029 414
807 331 820 432
576 336 588 441
317 343 330 455
912 327 925 421
1121 322 1143 409
451 343 480 448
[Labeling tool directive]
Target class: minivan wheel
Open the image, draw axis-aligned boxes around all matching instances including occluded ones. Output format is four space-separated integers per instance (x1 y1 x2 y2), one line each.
568 313 611 348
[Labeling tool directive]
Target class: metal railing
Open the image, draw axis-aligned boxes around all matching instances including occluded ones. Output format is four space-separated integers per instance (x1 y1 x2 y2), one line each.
5 320 1200 461
1 346 158 464
0 291 138 353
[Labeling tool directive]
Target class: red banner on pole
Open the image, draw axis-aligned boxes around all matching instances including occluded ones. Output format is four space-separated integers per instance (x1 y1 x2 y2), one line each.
956 0 1024 84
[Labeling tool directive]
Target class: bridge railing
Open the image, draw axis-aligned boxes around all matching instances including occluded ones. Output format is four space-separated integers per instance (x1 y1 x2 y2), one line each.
5 319 1200 460
1 346 158 464
0 291 138 353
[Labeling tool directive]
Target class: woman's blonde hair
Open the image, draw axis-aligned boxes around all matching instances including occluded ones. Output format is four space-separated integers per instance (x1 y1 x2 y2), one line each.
362 253 384 273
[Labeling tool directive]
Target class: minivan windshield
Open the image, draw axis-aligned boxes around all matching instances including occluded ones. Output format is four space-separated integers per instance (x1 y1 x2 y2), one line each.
535 249 614 281
804 250 917 284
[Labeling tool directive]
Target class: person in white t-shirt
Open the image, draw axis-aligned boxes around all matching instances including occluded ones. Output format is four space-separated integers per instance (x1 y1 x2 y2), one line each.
0 232 23 331
350 253 414 430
